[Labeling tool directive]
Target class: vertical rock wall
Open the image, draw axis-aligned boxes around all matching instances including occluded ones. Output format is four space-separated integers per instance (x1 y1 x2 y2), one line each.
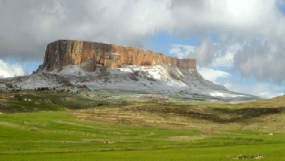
41 40 197 72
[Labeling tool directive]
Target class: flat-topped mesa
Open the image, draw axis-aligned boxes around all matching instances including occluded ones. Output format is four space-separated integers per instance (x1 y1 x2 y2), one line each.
41 40 197 72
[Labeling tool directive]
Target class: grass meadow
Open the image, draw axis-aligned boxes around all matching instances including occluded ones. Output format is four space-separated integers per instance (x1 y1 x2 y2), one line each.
0 92 285 160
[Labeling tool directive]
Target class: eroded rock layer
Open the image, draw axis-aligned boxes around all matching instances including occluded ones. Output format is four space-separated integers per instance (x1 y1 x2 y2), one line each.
41 40 196 71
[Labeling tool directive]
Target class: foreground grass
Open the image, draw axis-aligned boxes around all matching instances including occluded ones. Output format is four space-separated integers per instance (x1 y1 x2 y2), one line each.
1 111 285 160
0 92 285 160
2 144 285 161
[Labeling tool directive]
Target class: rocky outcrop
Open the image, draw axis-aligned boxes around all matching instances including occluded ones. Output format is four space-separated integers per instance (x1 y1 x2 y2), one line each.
40 40 196 72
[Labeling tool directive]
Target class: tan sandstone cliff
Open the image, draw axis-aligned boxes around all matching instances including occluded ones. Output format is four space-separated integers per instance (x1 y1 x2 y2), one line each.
40 40 196 72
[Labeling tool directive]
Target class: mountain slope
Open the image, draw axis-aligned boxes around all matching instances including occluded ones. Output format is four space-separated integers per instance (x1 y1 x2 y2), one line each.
6 64 257 102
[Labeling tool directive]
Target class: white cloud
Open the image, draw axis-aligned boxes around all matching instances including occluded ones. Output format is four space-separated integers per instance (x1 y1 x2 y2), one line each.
224 82 283 98
212 43 242 67
169 39 217 66
0 0 172 60
212 52 234 67
169 0 285 38
198 67 230 84
169 44 195 59
2 0 285 60
0 59 25 78
169 41 240 68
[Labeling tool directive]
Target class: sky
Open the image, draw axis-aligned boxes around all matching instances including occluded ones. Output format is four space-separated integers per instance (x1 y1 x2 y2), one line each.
0 0 285 98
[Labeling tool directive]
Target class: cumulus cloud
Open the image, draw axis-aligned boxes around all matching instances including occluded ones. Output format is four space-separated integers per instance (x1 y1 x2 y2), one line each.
0 0 171 60
234 38 285 84
211 43 241 67
169 39 217 66
0 59 25 78
169 44 195 59
2 0 284 58
224 82 283 98
1 1 285 56
195 40 217 65
169 0 285 38
197 67 230 84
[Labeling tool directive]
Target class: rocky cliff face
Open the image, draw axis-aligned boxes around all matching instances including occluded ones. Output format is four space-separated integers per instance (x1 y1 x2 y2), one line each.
40 40 196 72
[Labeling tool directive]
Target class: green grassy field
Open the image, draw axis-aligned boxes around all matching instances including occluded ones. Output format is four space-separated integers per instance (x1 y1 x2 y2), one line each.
0 92 285 160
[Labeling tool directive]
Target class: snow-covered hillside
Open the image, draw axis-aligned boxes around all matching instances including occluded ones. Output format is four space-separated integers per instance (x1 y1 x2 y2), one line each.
5 64 257 102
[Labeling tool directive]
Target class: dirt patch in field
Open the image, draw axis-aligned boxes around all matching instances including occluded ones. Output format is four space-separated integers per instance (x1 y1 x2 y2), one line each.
72 107 200 129
168 135 205 141
128 105 285 123
71 105 285 132
0 121 26 129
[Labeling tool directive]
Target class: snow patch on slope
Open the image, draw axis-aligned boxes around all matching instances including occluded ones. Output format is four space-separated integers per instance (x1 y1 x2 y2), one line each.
8 64 257 101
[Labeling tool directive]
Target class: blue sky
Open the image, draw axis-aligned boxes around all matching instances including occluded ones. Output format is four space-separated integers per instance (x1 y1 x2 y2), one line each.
1 0 285 98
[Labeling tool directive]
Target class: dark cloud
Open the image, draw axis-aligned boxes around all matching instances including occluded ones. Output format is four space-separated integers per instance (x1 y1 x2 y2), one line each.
234 38 285 84
195 39 217 66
